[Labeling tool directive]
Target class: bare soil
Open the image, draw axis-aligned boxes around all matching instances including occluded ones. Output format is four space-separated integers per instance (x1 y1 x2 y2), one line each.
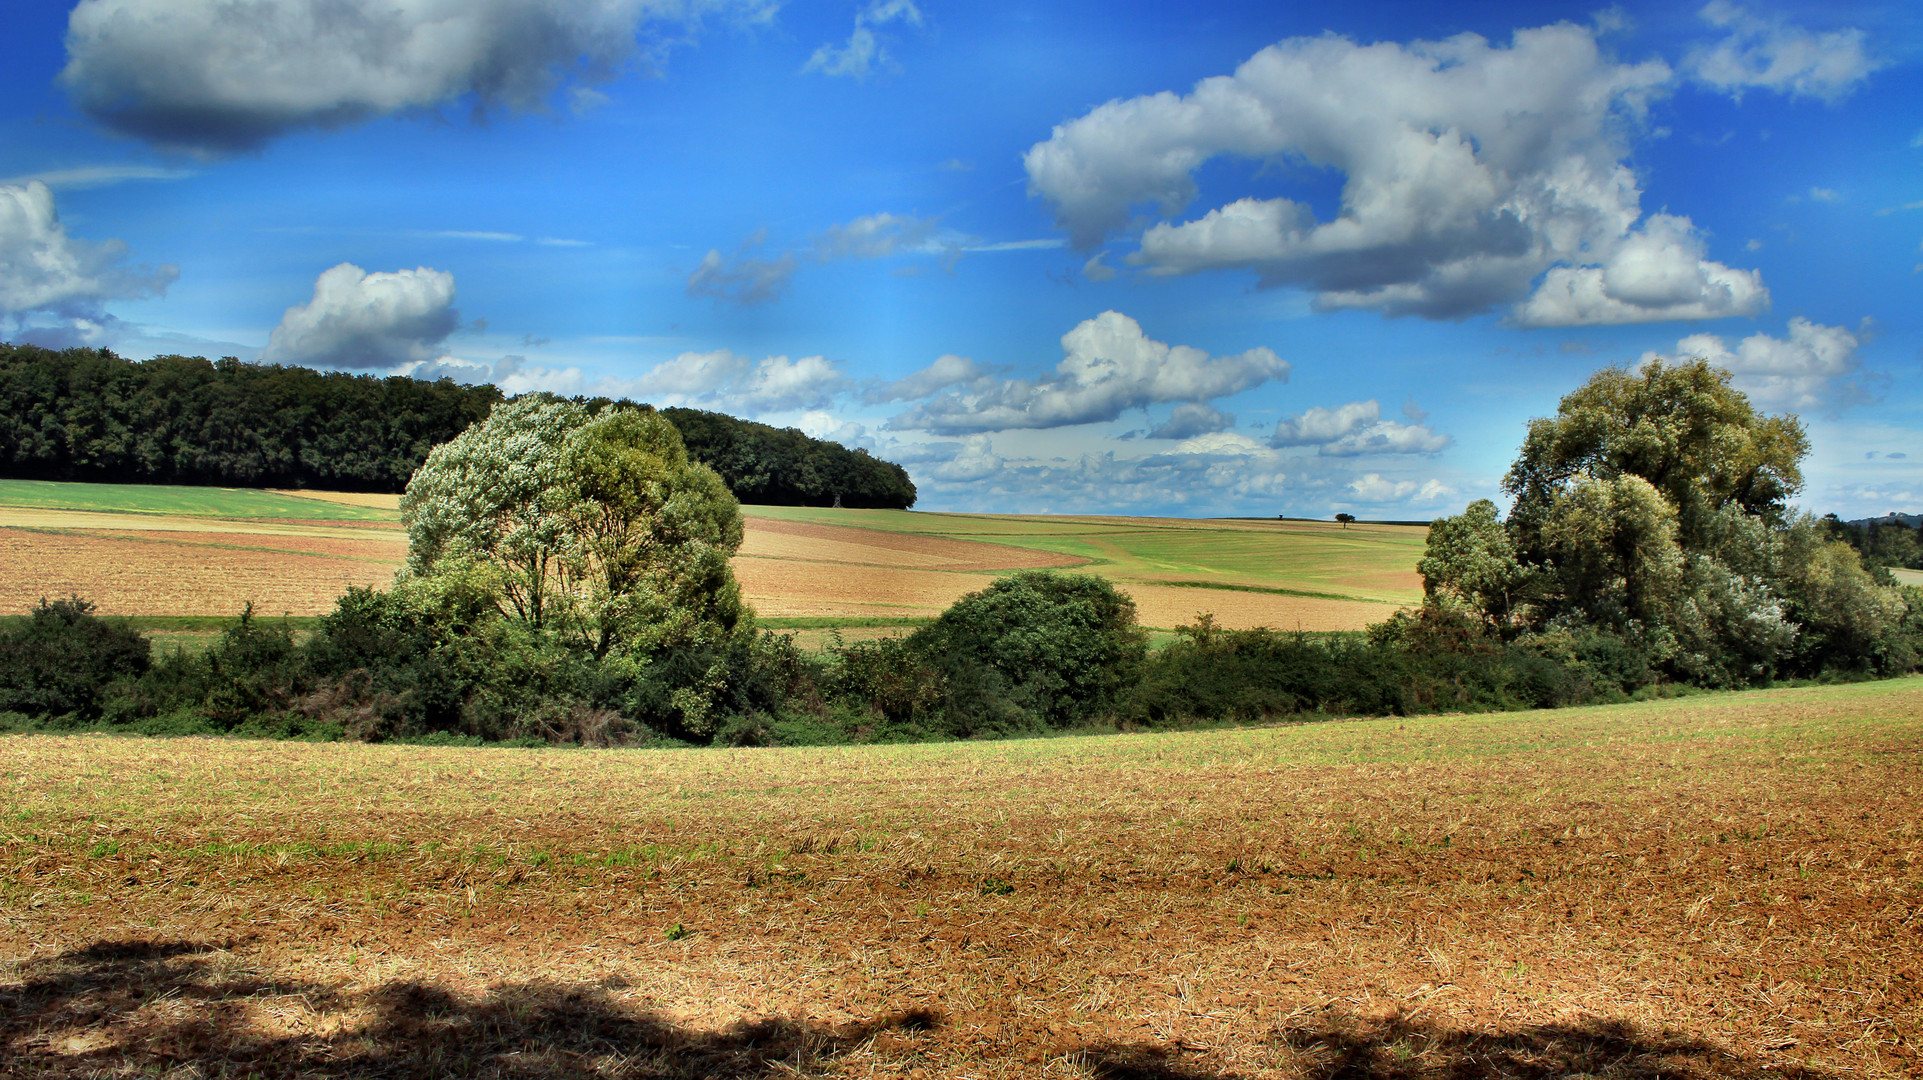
3 679 1918 1078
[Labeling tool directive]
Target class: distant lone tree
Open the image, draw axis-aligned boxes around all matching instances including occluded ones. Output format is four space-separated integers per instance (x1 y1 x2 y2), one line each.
400 396 750 658
1334 513 1355 528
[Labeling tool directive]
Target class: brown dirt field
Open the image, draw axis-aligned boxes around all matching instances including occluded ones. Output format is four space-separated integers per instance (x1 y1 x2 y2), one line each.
736 560 1387 629
732 557 999 618
2 513 1375 629
2 680 1918 1078
741 517 1086 573
0 508 404 538
1123 585 1400 633
268 489 405 511
0 528 399 616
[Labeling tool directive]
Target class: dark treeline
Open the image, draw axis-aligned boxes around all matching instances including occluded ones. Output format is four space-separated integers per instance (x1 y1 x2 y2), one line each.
0 343 501 492
660 406 917 509
1822 514 1923 572
0 343 917 507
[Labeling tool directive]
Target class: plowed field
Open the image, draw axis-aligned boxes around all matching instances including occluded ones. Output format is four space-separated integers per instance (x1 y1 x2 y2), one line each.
0 527 402 616
4 678 1919 1078
1 481 1421 630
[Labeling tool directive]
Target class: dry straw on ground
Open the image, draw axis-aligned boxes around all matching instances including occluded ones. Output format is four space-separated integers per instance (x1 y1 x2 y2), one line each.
3 678 1919 1077
0 493 1413 629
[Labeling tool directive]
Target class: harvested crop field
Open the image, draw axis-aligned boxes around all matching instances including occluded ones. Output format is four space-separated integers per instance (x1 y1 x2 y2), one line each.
1 481 1422 630
3 678 1919 1078
0 527 401 616
739 517 1086 575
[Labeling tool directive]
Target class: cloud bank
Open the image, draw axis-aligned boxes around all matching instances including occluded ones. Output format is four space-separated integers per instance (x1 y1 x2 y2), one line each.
262 262 461 370
1023 20 1773 325
1642 317 1870 412
888 311 1289 434
60 0 776 154
1269 400 1451 455
0 181 177 332
630 349 849 412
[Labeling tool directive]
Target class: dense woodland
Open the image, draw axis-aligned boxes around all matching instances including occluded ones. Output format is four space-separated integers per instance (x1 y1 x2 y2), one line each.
0 343 916 507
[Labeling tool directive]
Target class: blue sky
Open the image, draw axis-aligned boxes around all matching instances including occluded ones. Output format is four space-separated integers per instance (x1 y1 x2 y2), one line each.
2 0 1918 518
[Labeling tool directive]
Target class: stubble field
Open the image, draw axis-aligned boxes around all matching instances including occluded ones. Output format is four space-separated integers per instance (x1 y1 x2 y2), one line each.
0 480 1424 636
2 678 1919 1077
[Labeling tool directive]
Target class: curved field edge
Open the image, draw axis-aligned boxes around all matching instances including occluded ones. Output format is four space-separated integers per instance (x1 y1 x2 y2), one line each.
1 481 1425 631
1 677 1918 1078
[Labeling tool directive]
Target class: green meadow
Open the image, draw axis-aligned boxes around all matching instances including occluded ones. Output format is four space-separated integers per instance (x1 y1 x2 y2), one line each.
0 479 398 522
740 504 1428 604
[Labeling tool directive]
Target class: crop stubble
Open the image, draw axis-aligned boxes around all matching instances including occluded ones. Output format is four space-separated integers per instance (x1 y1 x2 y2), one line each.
2 679 1918 1077
2 494 1409 629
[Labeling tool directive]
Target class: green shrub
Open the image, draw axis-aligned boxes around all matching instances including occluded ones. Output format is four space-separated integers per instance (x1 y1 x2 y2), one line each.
908 571 1147 730
0 597 150 719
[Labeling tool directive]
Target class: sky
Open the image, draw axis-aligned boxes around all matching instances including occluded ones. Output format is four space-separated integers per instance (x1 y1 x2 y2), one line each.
2 0 1919 520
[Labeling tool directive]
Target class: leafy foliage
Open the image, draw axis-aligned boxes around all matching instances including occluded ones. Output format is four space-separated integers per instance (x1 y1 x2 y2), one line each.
0 343 499 491
661 406 916 509
402 398 753 719
1422 359 1919 685
0 597 149 719
908 571 1148 733
0 342 917 507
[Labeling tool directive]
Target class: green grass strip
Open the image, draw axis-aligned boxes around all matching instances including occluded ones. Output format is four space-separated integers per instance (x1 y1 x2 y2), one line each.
1152 579 1400 604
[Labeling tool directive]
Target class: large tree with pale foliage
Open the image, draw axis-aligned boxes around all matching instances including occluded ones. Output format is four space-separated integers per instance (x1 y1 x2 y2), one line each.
400 396 749 659
1421 360 1917 684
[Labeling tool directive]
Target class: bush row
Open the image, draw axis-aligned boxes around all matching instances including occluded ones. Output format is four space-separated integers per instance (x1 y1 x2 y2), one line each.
5 570 1919 747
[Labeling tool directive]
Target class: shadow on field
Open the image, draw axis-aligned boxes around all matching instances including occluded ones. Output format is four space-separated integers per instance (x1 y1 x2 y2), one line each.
1 941 1850 1079
1036 1015 1848 1079
0 940 941 1078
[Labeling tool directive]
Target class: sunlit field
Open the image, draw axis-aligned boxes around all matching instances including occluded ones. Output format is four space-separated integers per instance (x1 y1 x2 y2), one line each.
0 480 1425 635
2 678 1918 1077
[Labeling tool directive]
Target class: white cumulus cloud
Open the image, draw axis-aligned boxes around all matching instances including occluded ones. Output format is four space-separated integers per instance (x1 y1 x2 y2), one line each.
1147 403 1235 440
1510 213 1768 326
59 0 776 154
930 434 1004 483
1642 317 1871 412
630 349 850 413
1025 21 1767 325
888 310 1289 434
0 181 177 321
1684 2 1883 104
863 353 994 404
262 262 461 370
815 212 939 259
1270 400 1451 456
1347 473 1455 504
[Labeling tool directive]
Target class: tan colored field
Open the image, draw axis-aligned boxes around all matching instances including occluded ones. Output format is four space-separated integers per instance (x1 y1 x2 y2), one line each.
0 482 1418 629
269 489 405 511
0 527 400 616
739 517 1085 573
3 678 1918 1078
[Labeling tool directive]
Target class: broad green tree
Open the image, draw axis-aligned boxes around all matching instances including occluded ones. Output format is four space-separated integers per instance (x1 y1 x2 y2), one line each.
1503 359 1807 556
1417 499 1528 632
400 397 749 658
1419 358 1916 683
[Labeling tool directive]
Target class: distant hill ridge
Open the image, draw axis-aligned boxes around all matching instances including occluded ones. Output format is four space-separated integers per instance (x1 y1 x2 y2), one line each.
0 342 915 508
1847 513 1922 530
